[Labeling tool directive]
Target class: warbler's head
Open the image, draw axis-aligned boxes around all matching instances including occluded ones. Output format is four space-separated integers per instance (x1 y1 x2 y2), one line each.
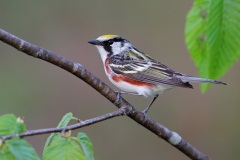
88 35 133 60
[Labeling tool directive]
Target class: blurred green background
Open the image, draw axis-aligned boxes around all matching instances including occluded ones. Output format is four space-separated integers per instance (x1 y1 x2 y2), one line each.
0 1 239 159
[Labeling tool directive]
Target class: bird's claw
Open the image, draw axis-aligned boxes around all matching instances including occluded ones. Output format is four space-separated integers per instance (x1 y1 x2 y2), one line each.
119 106 128 115
114 91 122 105
140 110 148 123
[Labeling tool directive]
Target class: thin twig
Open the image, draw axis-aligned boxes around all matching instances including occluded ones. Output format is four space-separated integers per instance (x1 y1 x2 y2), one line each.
0 29 210 160
1 108 127 141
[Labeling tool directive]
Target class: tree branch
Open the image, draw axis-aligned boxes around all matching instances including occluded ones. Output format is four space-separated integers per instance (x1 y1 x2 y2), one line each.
0 29 209 160
1 108 127 141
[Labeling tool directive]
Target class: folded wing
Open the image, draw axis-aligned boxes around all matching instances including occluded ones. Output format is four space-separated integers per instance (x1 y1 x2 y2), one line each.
109 51 193 88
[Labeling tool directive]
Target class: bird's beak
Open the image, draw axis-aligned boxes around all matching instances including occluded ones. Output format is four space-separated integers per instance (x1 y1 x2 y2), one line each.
88 39 102 45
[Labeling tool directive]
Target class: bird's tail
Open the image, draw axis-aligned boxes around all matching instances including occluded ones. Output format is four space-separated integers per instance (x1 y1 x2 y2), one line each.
179 76 227 85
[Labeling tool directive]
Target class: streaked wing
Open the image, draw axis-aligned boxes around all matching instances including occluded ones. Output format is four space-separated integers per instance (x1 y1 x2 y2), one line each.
109 51 193 88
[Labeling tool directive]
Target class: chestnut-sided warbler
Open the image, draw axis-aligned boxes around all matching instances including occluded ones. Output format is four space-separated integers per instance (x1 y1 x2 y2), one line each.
88 35 226 113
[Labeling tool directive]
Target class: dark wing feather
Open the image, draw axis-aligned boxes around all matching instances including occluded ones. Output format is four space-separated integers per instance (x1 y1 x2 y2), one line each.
109 52 193 88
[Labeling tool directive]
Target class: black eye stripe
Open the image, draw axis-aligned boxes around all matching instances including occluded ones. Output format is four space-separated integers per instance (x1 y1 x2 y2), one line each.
103 40 113 46
102 37 127 55
103 44 113 55
103 37 126 46
108 41 113 45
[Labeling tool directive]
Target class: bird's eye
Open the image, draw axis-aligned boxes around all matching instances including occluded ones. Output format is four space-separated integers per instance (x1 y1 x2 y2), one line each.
108 41 113 45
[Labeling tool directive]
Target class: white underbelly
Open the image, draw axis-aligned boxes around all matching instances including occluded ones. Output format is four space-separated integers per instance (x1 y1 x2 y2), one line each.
108 75 173 97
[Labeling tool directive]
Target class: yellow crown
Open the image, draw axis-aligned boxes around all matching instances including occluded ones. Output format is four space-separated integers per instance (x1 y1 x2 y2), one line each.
100 34 118 39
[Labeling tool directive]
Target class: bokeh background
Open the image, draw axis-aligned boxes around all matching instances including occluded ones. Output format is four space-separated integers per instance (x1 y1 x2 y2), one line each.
0 1 239 159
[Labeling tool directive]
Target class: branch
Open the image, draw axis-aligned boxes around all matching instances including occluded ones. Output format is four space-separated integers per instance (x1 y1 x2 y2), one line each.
0 29 209 160
1 108 127 141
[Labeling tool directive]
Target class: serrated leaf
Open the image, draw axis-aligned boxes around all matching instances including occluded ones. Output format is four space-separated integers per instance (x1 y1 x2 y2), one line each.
6 138 40 160
77 132 94 160
44 112 73 148
185 0 209 65
185 0 240 92
43 137 85 160
0 114 26 136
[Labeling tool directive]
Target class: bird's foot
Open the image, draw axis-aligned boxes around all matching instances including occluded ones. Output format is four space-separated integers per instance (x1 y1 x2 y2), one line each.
114 91 122 105
140 110 148 123
119 106 129 115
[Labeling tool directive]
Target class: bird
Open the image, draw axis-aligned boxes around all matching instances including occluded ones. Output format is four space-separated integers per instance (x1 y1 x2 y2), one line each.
88 34 226 113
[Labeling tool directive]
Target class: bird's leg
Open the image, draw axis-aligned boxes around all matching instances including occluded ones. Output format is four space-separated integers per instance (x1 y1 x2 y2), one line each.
114 91 139 105
142 94 159 114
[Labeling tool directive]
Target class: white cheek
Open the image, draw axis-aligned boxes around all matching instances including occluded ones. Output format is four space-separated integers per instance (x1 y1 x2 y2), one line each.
112 47 121 55
96 46 108 63
111 42 122 55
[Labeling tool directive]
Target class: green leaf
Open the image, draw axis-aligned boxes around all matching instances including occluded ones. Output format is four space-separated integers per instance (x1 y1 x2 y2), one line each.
0 138 40 160
185 0 240 92
44 112 73 148
43 137 85 160
0 143 16 160
0 115 39 159
77 132 94 160
6 138 40 160
185 0 209 66
56 113 74 128
0 114 26 136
